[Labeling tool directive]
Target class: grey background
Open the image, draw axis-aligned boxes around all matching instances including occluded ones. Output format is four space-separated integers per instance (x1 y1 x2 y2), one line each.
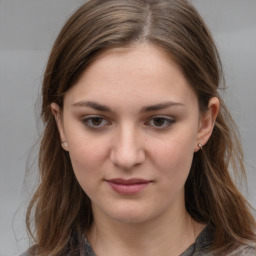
0 1 255 255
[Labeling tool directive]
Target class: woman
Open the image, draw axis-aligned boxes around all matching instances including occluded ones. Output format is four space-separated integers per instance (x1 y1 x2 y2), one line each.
23 0 256 255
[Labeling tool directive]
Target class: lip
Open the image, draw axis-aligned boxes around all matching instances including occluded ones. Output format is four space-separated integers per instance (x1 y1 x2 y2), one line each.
105 178 152 195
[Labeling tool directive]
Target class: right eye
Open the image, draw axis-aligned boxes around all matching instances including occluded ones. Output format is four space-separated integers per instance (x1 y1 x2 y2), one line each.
82 116 111 129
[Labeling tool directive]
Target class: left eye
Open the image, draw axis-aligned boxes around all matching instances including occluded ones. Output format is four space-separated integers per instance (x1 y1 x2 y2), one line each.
82 116 110 128
147 117 174 128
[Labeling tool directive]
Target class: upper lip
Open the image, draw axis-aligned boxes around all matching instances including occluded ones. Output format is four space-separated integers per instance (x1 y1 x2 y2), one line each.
106 178 151 185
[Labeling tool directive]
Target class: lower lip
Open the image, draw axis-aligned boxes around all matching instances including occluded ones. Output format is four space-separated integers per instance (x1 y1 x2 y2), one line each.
107 182 150 195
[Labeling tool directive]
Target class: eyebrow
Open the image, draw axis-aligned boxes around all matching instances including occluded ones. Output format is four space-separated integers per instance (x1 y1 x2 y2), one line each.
141 102 184 112
72 100 184 112
72 101 113 112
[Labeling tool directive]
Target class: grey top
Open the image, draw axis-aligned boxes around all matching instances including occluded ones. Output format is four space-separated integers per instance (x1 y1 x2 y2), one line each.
20 225 256 256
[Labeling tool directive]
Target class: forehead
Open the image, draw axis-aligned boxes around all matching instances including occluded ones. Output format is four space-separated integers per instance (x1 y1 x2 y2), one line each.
63 43 197 109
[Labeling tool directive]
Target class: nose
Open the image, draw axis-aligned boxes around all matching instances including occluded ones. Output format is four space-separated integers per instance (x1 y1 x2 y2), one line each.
110 125 145 170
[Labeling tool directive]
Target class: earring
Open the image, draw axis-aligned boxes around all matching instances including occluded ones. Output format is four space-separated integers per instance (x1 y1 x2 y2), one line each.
61 141 69 149
198 143 203 150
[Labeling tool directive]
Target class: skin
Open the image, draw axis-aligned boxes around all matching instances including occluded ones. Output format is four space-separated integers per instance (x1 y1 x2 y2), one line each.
52 43 219 256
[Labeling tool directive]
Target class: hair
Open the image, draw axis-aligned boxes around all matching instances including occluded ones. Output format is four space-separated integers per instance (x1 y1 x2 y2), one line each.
26 0 256 255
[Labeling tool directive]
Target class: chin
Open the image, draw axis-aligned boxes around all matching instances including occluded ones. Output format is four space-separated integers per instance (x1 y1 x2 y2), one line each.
104 203 159 225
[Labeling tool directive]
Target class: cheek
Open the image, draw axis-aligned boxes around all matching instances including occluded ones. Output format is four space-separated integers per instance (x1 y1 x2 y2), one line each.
154 141 194 203
65 129 110 188
69 140 108 172
67 139 108 197
150 131 196 180
64 120 108 165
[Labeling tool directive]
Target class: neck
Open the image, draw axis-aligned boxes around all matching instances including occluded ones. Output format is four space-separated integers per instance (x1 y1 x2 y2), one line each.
87 204 205 256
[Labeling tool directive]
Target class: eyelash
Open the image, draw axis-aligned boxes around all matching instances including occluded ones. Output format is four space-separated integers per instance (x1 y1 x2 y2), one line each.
82 116 111 129
82 115 175 130
146 116 175 129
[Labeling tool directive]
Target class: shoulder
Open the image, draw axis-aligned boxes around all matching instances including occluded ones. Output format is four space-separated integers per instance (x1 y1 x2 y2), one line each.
228 242 256 256
194 225 256 256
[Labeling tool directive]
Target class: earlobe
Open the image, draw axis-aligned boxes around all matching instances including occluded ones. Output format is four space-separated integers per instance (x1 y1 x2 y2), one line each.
195 97 219 152
61 141 69 150
51 103 69 151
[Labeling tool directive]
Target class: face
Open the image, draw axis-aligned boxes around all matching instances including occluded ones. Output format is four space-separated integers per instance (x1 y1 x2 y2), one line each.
52 43 218 225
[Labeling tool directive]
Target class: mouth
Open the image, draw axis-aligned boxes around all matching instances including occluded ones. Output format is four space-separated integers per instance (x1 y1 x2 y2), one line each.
105 178 152 195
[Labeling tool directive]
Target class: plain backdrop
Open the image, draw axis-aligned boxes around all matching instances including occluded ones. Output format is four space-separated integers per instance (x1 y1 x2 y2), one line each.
0 1 255 255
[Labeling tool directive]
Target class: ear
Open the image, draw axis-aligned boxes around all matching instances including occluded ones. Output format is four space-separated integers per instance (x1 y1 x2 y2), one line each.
51 103 69 151
195 97 219 152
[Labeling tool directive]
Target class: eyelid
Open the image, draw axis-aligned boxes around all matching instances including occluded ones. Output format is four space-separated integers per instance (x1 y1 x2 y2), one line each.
81 114 175 130
145 115 175 128
82 115 111 129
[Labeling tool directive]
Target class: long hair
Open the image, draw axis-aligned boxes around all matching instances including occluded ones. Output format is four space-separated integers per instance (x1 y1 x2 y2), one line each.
26 0 256 255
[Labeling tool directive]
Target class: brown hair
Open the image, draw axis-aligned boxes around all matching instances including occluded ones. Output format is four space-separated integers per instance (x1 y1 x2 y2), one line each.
26 0 256 255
